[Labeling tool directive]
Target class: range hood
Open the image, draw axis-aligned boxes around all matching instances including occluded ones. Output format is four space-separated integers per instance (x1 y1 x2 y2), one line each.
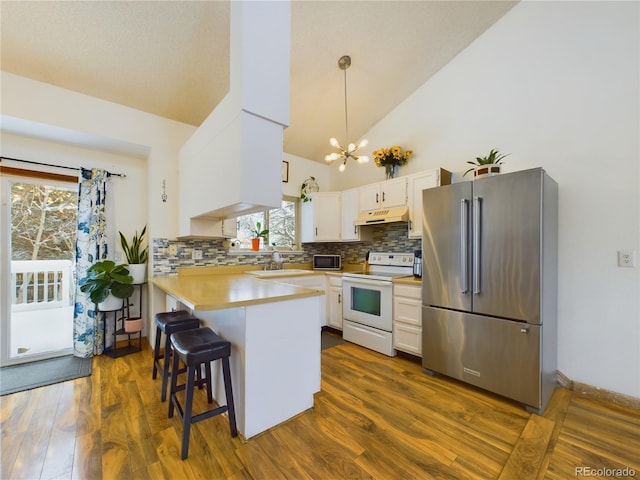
354 206 409 225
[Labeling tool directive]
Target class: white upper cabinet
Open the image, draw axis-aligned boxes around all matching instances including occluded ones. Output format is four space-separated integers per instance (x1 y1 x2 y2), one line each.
300 192 341 243
407 168 451 238
359 177 407 213
341 188 372 242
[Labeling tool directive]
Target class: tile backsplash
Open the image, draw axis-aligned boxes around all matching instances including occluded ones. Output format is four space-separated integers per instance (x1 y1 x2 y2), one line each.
152 223 420 276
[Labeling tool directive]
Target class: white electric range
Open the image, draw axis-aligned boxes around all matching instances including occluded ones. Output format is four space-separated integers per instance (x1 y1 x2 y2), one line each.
342 252 414 356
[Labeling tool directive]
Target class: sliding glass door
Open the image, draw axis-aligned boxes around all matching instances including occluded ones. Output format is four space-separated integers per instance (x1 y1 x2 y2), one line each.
0 173 78 366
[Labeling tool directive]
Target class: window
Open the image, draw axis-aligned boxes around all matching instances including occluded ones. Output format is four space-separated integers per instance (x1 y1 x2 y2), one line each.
236 196 298 249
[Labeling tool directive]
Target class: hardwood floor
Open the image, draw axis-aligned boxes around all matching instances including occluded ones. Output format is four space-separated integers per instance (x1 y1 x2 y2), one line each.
2 340 638 479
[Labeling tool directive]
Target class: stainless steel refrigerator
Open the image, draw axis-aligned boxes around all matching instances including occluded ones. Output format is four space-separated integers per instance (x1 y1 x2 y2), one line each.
421 167 558 413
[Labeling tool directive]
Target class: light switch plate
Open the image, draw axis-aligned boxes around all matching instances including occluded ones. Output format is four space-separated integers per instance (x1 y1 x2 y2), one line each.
192 250 203 260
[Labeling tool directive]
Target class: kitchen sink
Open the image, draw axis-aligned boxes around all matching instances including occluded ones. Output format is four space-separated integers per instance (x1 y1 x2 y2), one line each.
245 269 313 277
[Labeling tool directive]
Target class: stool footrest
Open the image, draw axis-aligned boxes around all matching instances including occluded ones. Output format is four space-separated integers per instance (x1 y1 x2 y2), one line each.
191 406 228 424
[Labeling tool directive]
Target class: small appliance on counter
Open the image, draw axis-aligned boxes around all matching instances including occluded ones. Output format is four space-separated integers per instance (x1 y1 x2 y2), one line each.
313 254 342 271
413 250 422 278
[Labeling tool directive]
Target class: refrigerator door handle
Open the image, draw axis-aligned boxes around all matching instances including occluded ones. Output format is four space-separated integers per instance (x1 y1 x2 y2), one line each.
460 199 468 293
473 196 482 295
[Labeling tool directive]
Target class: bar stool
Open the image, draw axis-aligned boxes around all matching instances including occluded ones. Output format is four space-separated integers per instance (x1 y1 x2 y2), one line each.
152 310 200 402
168 327 237 460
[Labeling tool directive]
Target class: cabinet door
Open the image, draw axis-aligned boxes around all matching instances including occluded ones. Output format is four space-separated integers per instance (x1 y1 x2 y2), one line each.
300 192 341 242
327 285 343 330
380 177 407 208
314 193 341 241
341 188 372 242
222 218 238 238
358 184 381 212
407 170 440 238
341 188 360 241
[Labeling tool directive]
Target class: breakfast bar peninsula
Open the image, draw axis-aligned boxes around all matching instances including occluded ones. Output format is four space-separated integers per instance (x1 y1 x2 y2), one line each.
152 267 324 439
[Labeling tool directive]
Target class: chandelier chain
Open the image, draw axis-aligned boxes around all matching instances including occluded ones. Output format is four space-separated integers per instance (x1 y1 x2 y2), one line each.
343 65 349 143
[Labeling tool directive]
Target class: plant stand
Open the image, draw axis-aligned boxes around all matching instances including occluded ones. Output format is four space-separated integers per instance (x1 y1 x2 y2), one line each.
101 282 145 358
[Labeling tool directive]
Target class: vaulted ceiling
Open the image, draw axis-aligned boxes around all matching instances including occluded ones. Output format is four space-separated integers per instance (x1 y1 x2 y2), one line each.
1 1 517 162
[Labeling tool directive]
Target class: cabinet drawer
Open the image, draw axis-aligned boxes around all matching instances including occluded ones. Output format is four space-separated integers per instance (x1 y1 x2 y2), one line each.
393 297 422 326
327 275 343 287
394 284 421 299
393 323 422 356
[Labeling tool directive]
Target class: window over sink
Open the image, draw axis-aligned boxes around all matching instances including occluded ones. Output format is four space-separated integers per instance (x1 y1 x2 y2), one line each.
236 196 299 250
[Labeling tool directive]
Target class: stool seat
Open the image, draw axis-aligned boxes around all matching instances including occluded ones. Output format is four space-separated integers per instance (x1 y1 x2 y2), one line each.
155 310 197 331
171 328 231 366
169 327 237 460
152 310 200 402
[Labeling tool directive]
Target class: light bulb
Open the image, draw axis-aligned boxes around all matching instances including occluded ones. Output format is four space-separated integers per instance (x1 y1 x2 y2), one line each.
329 138 339 147
347 143 356 152
338 161 346 172
358 139 369 148
357 155 370 164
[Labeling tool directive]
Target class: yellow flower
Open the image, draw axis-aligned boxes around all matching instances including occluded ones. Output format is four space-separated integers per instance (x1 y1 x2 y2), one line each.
371 145 413 169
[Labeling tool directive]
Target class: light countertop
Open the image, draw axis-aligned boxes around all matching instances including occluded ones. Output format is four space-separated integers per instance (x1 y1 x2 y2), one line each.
392 275 422 286
152 273 324 311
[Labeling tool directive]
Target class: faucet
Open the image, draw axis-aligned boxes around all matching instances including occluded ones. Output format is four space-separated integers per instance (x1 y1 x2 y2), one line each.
263 251 285 270
273 251 284 270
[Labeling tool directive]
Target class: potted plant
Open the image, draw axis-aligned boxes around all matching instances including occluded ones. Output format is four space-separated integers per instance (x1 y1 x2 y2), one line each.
119 225 148 284
464 148 510 178
250 222 269 251
79 260 134 311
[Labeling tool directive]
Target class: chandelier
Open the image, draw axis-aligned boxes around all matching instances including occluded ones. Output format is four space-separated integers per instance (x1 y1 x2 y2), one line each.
324 55 369 172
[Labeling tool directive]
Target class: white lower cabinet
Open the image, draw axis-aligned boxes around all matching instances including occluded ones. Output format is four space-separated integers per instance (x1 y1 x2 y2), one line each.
326 275 343 330
393 283 422 356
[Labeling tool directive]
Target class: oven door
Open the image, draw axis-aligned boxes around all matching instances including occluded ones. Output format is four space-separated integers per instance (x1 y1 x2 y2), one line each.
342 277 393 331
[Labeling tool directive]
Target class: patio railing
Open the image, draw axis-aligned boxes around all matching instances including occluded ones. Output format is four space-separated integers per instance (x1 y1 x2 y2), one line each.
11 260 73 312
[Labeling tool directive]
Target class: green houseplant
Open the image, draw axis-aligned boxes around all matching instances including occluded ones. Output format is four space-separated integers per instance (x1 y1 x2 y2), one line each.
79 260 134 311
250 222 269 251
464 148 510 178
119 225 148 284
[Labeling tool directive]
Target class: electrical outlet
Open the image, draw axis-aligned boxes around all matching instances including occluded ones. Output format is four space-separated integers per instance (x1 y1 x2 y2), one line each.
618 250 636 268
168 244 178 256
192 250 203 260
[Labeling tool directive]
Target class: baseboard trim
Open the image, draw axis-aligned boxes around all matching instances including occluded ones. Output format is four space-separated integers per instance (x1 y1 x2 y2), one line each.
557 370 640 409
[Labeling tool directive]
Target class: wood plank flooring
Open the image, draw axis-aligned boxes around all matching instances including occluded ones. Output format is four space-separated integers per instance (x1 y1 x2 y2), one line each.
1 339 638 479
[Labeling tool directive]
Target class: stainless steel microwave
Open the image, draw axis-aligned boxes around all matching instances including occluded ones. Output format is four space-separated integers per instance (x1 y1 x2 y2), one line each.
313 255 342 271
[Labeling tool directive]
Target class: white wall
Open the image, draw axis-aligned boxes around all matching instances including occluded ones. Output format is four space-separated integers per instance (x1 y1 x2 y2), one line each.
1 132 147 249
327 1 640 398
1 72 196 242
282 152 331 199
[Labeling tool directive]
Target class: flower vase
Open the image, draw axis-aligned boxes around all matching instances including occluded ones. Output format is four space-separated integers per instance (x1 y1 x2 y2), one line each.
385 164 397 179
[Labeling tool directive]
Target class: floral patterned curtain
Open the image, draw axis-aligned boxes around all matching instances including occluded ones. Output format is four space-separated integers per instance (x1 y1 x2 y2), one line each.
73 168 109 357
